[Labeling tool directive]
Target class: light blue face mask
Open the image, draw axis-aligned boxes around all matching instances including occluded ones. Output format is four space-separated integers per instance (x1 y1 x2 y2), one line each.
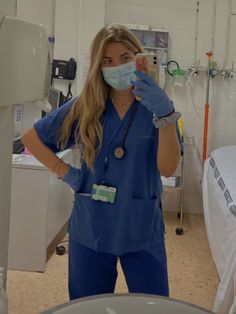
101 61 136 90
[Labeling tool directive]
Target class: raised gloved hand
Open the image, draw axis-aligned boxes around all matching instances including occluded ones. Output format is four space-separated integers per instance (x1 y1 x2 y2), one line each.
131 70 174 117
62 164 82 193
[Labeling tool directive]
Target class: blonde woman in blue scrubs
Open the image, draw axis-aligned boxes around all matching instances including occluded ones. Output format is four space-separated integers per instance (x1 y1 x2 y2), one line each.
22 24 181 300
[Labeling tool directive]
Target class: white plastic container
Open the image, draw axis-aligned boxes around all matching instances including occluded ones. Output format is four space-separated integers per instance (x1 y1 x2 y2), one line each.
0 267 8 314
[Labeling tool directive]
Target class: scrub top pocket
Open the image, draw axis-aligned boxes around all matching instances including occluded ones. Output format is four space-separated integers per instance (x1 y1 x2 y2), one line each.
126 197 159 244
69 193 163 255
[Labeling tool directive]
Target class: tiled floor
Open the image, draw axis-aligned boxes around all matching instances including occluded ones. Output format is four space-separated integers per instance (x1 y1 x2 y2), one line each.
7 212 219 314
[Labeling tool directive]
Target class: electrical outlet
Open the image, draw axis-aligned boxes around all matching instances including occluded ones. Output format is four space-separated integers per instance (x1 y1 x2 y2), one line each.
184 136 194 145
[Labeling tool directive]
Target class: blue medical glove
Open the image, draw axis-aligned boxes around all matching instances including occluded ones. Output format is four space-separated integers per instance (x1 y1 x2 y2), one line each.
62 164 82 193
131 70 174 117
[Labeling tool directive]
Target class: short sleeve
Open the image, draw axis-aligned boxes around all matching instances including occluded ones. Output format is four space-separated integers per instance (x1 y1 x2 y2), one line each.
34 98 77 153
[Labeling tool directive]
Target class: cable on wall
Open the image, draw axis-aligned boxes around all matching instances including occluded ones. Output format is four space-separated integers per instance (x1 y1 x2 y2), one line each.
194 1 200 67
223 0 233 71
210 0 217 53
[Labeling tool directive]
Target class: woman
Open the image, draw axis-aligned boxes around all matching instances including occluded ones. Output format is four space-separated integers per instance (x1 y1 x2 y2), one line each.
21 24 180 300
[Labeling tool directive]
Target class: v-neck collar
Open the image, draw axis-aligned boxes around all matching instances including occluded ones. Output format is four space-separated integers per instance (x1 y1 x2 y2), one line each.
108 97 135 122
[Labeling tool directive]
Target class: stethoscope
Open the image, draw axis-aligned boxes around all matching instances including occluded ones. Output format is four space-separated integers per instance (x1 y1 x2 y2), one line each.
101 100 138 184
113 101 138 159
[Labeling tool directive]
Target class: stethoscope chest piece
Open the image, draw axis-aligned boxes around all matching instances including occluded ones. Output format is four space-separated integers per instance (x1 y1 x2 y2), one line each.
110 101 138 161
114 147 125 159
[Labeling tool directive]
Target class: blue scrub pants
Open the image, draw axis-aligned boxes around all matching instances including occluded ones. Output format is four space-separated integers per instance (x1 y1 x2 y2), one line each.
68 238 169 300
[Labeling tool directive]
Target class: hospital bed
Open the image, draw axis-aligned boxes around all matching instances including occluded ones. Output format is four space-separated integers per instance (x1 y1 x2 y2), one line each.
203 145 236 314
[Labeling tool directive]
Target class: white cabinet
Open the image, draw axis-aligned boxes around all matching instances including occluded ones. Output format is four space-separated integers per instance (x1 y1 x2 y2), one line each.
8 150 74 272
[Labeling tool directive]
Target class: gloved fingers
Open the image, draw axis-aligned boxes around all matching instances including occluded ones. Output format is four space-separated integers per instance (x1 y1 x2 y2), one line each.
134 70 156 86
140 99 152 108
62 164 82 192
132 88 149 98
130 79 153 91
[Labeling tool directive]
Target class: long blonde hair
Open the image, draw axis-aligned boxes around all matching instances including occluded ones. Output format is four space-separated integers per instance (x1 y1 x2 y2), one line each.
58 24 144 170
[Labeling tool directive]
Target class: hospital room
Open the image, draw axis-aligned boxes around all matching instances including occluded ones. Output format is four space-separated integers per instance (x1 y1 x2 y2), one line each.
1 0 236 313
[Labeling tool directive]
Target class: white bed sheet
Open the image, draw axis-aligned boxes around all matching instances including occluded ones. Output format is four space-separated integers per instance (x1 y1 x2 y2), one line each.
203 145 236 314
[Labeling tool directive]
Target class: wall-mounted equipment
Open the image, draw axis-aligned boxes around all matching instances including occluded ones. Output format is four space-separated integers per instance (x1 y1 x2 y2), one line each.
41 87 67 118
52 58 77 81
48 87 65 110
167 60 188 87
0 16 51 112
51 58 77 106
0 15 51 294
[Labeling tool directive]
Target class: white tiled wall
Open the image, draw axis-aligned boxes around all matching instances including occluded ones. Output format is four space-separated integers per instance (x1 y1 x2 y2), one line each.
53 0 106 95
53 0 78 59
16 0 55 36
53 0 79 96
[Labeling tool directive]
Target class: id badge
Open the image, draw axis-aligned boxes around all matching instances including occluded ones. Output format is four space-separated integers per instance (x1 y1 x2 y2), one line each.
91 184 117 204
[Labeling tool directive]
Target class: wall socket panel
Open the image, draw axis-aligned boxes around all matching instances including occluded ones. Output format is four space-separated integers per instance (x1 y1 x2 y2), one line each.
184 136 194 145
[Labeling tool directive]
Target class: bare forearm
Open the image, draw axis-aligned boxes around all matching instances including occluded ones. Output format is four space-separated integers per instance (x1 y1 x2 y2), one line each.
157 124 180 177
21 127 69 177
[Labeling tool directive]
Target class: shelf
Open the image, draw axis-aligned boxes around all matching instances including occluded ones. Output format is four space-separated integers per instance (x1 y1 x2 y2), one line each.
144 47 168 51
131 27 168 34
131 28 169 49
163 186 183 192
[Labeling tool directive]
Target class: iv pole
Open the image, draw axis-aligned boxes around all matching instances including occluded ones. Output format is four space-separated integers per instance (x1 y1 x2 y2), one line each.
202 51 213 161
202 0 217 161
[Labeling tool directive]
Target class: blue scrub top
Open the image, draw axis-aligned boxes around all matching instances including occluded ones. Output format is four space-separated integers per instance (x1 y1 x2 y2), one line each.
34 97 165 256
